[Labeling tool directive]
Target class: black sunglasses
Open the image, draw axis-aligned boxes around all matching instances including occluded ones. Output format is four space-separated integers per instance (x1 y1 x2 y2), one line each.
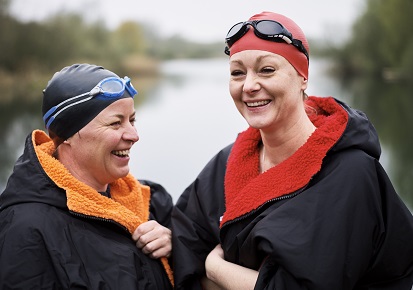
224 20 309 60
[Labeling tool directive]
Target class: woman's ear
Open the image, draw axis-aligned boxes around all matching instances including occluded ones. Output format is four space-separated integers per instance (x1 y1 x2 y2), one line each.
301 77 308 90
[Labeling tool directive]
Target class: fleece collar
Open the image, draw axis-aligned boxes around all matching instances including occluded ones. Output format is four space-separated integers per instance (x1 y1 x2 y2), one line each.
221 97 349 227
32 130 174 286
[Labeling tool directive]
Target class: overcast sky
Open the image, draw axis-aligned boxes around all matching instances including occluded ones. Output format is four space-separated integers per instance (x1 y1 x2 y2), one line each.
10 0 364 43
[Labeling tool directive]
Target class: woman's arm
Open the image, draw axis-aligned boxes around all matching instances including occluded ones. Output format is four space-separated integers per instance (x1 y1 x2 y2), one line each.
204 244 258 290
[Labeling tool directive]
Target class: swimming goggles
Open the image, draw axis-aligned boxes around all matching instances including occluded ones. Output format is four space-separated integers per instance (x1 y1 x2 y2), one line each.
224 20 309 60
43 76 137 129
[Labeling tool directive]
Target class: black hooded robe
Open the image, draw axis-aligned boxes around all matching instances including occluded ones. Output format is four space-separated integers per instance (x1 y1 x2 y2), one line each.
172 97 413 290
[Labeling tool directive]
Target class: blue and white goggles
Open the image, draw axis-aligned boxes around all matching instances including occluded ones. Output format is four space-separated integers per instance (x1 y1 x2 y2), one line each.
43 76 137 129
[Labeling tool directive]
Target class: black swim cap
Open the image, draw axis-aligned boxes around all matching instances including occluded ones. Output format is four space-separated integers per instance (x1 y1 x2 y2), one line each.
42 63 134 141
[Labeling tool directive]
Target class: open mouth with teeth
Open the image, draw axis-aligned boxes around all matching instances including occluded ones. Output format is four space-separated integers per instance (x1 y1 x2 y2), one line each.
246 100 271 107
111 149 130 158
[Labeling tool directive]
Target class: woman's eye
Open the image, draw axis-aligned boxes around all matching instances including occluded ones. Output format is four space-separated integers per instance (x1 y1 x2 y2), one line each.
231 70 245 77
261 67 275 73
111 121 121 126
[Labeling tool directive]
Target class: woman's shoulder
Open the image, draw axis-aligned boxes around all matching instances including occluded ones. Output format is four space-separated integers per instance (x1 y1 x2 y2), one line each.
0 203 69 247
316 147 395 206
325 147 379 177
197 142 234 179
1 202 66 229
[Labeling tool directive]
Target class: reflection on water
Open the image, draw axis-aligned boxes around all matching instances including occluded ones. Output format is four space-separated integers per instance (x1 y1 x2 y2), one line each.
0 98 43 187
0 58 412 210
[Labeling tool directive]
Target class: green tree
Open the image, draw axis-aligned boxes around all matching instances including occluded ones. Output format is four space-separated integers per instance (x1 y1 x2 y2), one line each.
333 0 413 80
42 14 115 69
112 21 146 56
0 0 9 15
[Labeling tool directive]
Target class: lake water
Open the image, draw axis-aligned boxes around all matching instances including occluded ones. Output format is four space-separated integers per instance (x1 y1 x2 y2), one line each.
1 58 412 210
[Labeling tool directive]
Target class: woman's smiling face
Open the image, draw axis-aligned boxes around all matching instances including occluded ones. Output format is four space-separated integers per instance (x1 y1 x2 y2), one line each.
229 50 308 132
64 98 139 189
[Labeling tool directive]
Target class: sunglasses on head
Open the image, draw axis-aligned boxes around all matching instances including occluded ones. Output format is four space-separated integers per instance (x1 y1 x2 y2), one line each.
224 20 309 60
43 76 137 129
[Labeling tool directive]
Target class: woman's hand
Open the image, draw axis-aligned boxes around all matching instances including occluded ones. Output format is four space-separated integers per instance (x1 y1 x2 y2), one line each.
132 220 171 259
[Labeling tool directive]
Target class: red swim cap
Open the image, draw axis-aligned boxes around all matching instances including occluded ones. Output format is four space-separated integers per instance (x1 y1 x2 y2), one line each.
230 11 310 79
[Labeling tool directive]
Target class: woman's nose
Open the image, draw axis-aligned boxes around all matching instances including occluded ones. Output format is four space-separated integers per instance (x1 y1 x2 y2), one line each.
243 73 260 94
124 124 139 144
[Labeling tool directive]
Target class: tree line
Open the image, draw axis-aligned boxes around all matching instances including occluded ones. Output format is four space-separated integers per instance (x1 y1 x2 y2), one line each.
1 0 412 93
0 0 223 101
327 0 413 82
0 1 222 75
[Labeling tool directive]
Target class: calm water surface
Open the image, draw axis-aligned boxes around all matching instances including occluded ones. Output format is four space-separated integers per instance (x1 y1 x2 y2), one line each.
1 58 412 210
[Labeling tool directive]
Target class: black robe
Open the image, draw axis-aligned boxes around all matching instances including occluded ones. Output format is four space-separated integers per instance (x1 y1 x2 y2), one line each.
0 130 174 289
172 97 413 290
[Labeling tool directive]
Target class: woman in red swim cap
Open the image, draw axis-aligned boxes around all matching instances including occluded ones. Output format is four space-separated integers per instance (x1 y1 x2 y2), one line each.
172 11 413 290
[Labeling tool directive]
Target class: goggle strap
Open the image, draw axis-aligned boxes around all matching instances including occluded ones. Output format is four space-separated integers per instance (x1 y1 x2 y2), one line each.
45 96 93 129
272 35 292 44
42 92 90 122
291 39 309 60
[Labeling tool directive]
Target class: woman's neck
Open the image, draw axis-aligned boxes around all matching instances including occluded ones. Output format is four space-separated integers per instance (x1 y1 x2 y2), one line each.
260 115 316 172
